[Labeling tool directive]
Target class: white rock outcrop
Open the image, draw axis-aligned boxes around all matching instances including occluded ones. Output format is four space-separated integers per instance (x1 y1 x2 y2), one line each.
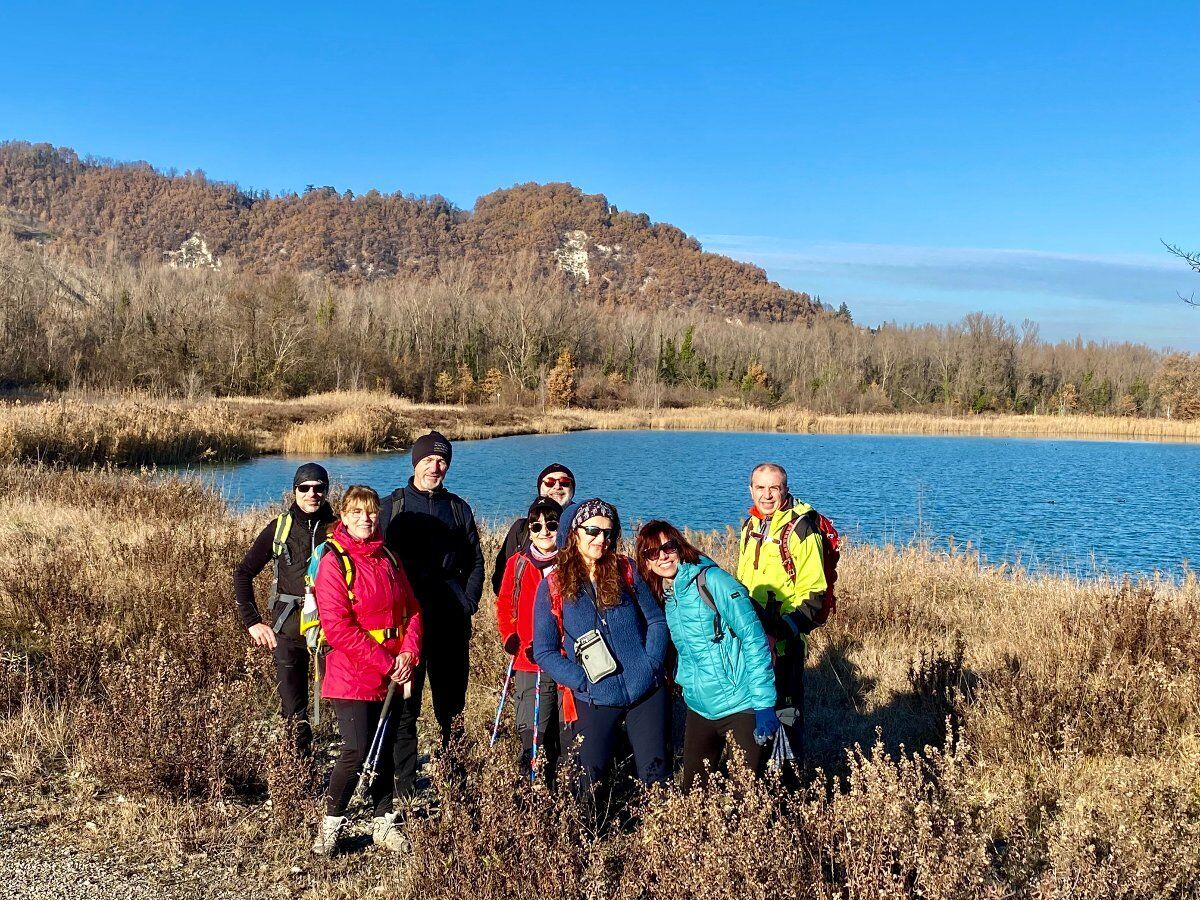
552 230 590 283
165 234 221 270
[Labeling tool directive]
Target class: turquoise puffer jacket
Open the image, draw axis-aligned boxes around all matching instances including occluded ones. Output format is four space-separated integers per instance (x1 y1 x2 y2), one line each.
664 557 776 721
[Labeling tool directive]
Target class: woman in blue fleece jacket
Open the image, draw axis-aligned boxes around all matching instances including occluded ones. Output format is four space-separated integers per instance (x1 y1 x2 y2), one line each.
636 521 779 790
532 498 670 793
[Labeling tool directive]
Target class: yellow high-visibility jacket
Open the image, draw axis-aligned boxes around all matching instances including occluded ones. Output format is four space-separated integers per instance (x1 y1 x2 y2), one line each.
736 499 827 653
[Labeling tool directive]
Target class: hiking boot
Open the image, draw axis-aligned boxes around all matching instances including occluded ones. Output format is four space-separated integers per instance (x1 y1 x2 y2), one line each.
311 815 346 855
372 813 410 853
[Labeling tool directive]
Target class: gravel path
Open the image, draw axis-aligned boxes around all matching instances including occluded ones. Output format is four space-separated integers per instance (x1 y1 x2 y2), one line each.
0 809 250 900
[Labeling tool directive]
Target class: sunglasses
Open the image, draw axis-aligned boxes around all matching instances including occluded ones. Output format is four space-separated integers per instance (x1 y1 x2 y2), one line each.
295 483 326 495
528 519 559 534
643 538 681 560
542 476 574 489
578 525 613 540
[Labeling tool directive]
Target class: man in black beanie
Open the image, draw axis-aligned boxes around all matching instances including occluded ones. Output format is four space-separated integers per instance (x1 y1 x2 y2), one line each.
233 462 336 757
490 463 576 595
381 431 484 750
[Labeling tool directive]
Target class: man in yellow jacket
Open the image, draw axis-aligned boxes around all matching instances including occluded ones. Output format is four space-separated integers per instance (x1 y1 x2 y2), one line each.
736 462 827 762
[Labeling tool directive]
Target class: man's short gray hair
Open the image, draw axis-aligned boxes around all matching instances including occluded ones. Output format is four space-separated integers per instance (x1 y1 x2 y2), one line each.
749 462 788 489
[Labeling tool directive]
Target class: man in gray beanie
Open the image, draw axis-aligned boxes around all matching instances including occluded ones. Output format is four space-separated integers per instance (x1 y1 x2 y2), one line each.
233 462 336 758
381 432 484 750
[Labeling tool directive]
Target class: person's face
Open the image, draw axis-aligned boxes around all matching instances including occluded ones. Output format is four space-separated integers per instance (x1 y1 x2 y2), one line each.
341 505 378 540
643 534 680 580
750 469 787 516
294 481 326 514
574 515 613 563
528 513 559 554
539 472 574 506
414 454 449 491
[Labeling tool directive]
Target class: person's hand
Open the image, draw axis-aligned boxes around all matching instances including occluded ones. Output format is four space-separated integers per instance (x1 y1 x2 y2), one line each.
754 708 780 746
503 633 521 655
524 646 537 666
390 651 415 684
248 623 277 650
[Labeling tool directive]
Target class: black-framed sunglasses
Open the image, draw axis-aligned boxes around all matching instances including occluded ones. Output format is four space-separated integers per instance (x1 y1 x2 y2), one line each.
578 525 614 540
295 483 327 495
643 538 680 560
528 519 559 534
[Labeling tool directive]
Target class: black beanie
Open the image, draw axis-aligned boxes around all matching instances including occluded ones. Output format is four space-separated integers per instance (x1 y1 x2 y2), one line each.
527 496 563 521
293 462 329 488
536 463 574 490
411 430 453 467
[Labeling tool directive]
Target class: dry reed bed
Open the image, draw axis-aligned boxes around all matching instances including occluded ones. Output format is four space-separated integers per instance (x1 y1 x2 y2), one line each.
1 464 1198 897
4 394 1198 467
0 398 259 466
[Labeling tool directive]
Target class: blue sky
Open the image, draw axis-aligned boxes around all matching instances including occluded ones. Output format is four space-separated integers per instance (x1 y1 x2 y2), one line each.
3 1 1198 348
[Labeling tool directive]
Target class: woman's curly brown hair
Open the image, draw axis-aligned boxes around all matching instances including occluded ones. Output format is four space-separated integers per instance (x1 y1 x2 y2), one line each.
553 531 625 611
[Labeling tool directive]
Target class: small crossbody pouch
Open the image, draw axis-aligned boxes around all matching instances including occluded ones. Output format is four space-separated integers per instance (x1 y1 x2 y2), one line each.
575 628 618 683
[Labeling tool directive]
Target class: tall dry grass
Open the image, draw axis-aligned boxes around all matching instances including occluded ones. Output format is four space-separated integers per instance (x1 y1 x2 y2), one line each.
0 397 259 465
2 394 1197 467
580 406 1200 441
1 464 1198 898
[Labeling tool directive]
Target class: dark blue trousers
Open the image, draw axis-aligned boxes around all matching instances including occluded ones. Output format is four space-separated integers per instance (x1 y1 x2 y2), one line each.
575 683 670 791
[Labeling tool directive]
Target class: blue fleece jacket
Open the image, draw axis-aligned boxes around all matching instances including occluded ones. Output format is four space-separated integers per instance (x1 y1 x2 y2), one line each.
664 557 776 720
532 559 668 708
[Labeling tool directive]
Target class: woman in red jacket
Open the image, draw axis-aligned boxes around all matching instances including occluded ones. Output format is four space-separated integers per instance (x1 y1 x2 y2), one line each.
495 497 563 779
312 485 423 856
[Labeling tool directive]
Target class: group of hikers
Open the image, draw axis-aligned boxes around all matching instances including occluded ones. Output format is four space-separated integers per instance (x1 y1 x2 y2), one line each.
233 430 837 856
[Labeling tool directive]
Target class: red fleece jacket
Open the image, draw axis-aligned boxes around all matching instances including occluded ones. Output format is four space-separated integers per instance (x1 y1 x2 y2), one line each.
316 522 422 702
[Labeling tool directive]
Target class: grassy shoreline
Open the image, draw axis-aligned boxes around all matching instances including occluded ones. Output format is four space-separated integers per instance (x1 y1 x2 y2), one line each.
1 464 1197 898
2 392 1199 466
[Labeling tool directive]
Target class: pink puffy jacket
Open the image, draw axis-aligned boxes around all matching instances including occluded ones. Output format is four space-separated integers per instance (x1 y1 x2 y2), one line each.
315 521 422 702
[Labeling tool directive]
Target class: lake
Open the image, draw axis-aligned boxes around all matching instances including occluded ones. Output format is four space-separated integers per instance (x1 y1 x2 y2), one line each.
190 430 1199 578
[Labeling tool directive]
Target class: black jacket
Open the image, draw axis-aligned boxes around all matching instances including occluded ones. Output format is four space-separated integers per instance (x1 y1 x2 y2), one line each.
232 502 336 629
384 479 484 619
490 517 529 596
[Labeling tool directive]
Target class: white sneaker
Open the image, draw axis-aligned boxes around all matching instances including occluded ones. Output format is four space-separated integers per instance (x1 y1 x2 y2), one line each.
311 815 346 855
372 813 410 853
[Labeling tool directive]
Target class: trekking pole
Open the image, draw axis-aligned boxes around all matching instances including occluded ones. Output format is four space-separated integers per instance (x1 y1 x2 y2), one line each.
489 657 515 747
529 670 542 782
352 681 398 804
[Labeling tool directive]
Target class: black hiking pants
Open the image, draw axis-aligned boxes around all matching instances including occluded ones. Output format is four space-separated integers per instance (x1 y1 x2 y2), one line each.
326 694 421 818
774 641 806 764
271 605 311 757
411 610 471 748
680 708 765 791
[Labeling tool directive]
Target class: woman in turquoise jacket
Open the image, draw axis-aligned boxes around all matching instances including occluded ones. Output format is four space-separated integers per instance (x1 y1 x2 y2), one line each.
636 520 779 790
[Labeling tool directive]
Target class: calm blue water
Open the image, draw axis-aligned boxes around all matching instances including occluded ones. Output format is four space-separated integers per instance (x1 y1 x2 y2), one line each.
186 431 1200 577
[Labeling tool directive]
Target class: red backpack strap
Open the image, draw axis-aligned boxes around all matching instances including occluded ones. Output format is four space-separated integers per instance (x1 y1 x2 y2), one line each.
777 512 800 582
619 556 636 595
547 570 565 632
511 555 529 622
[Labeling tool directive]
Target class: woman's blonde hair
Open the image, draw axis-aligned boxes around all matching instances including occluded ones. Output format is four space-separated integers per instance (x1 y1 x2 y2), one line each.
339 484 381 516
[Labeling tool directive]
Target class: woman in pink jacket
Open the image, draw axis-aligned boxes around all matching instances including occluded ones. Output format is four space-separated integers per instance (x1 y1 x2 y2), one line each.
311 485 423 856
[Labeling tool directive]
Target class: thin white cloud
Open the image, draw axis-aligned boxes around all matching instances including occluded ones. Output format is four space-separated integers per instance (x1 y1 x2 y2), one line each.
700 236 1193 309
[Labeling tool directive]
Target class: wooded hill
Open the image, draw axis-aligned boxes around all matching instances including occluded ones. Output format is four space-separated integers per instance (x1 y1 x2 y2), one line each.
0 141 818 323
